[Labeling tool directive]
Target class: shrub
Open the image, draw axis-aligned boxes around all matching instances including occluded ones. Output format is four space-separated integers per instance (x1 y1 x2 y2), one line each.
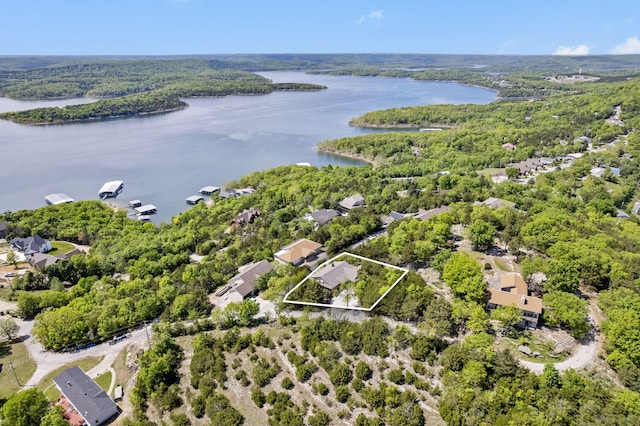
281 377 294 390
316 382 329 396
336 385 350 403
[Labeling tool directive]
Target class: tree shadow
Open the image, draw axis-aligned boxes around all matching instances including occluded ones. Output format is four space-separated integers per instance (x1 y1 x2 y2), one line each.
0 340 12 357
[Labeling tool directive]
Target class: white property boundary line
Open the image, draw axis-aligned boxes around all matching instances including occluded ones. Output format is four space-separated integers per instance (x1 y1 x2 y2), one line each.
283 252 409 312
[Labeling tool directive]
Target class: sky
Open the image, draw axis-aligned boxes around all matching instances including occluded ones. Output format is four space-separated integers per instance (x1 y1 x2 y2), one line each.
2 0 640 56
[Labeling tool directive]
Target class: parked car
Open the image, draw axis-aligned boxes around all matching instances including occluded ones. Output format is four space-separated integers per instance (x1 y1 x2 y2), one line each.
109 333 128 345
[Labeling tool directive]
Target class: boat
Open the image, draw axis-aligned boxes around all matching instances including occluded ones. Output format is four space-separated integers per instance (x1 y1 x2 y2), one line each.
134 204 157 216
44 193 75 205
98 180 124 199
419 128 443 132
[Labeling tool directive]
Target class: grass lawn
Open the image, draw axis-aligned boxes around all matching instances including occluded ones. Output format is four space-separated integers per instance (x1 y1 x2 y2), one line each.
494 257 511 272
112 345 135 387
95 370 112 393
0 340 37 399
48 241 76 256
38 356 104 401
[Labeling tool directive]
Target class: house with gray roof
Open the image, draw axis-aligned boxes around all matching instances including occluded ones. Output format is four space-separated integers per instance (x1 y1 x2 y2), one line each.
228 260 274 298
339 194 365 212
304 209 339 227
54 366 119 426
29 252 60 269
10 235 51 254
482 197 516 210
312 261 358 291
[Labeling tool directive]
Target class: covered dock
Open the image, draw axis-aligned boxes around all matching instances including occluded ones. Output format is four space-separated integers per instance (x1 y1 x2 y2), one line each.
199 185 220 195
134 204 157 216
98 180 124 199
129 200 142 208
186 195 204 205
44 193 75 205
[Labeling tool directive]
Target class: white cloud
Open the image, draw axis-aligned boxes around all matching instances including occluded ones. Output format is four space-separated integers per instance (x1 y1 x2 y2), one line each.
611 37 640 54
553 45 590 56
357 10 383 24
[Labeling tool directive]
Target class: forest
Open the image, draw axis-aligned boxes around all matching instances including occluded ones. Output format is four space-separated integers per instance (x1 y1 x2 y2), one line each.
2 55 640 425
0 60 325 124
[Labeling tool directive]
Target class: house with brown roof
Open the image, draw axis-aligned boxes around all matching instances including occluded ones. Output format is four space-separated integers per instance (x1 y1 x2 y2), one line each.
487 273 542 327
231 208 261 227
275 238 323 266
312 261 358 291
415 205 450 221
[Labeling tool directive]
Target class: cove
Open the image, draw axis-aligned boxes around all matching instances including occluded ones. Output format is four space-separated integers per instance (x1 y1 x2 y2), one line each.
0 71 496 222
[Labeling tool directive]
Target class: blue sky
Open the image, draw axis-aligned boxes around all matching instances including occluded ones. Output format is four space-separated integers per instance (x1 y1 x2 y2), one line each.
3 0 640 56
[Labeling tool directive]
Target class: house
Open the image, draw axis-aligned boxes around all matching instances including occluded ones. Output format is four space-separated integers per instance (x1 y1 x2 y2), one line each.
303 209 339 227
227 260 274 298
339 194 365 212
616 209 631 219
275 238 323 266
388 211 408 221
482 197 516 210
0 221 7 239
415 206 450 221
29 252 60 269
632 201 640 215
219 189 237 199
53 366 119 426
487 274 542 327
10 235 52 254
502 143 516 150
57 247 85 260
590 167 605 178
312 261 358 291
231 208 261 227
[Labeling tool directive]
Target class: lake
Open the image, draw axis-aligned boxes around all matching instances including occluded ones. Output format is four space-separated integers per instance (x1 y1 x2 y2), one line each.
0 72 496 222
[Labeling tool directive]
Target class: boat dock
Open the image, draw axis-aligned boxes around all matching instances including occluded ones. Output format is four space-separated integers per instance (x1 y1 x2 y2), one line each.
98 180 124 199
129 200 142 208
186 195 205 205
199 186 220 196
44 193 75 205
134 204 157 216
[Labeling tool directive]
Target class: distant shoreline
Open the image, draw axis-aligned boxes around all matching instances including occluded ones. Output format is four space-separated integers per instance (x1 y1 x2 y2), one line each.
316 146 375 166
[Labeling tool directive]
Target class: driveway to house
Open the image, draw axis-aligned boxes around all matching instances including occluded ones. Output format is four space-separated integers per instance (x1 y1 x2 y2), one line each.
519 300 601 375
20 321 152 388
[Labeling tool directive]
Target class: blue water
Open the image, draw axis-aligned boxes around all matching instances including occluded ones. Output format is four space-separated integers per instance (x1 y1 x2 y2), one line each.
0 72 496 222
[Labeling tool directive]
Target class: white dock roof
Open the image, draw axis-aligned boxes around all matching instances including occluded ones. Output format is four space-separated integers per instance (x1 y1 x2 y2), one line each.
134 204 157 215
186 195 205 203
99 180 123 194
44 193 75 205
199 185 220 194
